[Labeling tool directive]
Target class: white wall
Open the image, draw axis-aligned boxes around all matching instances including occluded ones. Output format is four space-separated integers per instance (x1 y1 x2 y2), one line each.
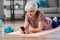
4 0 36 19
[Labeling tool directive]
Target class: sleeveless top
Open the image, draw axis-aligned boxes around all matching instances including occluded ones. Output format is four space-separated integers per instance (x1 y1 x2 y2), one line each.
25 10 52 30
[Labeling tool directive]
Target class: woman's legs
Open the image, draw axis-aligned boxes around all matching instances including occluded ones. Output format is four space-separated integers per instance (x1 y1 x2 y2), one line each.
57 20 60 25
52 20 59 28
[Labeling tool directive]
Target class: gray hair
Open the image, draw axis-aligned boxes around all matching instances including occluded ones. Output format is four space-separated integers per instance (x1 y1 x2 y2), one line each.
25 1 38 11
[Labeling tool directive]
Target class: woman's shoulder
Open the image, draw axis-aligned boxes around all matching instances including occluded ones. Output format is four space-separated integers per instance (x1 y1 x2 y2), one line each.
37 10 45 17
36 10 45 16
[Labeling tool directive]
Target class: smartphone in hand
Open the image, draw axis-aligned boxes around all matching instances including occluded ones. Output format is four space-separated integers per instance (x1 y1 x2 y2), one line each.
20 27 25 31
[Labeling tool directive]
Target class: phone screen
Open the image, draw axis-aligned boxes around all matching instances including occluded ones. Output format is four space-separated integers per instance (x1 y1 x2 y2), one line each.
20 27 25 31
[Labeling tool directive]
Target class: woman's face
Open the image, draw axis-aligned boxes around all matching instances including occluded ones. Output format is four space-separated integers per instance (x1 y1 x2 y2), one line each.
26 11 36 18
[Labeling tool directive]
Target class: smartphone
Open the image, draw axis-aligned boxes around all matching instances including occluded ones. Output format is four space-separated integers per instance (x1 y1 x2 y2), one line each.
20 27 25 31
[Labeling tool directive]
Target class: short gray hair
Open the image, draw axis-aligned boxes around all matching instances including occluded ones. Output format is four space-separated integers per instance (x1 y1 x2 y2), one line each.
25 1 38 11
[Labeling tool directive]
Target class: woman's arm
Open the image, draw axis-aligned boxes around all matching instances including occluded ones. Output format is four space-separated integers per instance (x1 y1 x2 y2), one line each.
24 21 29 29
24 14 29 29
20 14 30 34
24 21 33 34
31 21 45 33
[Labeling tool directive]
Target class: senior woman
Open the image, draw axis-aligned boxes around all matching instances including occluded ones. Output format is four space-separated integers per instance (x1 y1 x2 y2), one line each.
20 1 60 34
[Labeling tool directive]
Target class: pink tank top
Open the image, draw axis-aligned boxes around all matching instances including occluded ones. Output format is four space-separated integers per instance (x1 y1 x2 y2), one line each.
25 10 52 30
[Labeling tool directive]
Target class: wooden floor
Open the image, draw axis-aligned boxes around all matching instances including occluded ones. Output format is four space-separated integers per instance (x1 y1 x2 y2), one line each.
3 20 25 31
0 20 60 40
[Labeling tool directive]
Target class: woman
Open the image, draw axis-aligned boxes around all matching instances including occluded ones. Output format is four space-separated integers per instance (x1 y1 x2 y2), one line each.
20 1 60 34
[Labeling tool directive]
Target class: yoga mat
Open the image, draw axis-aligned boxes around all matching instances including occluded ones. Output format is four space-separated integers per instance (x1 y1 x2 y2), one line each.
8 26 60 37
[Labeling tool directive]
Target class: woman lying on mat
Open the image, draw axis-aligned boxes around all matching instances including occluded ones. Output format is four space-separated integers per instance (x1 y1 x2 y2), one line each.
20 1 60 34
